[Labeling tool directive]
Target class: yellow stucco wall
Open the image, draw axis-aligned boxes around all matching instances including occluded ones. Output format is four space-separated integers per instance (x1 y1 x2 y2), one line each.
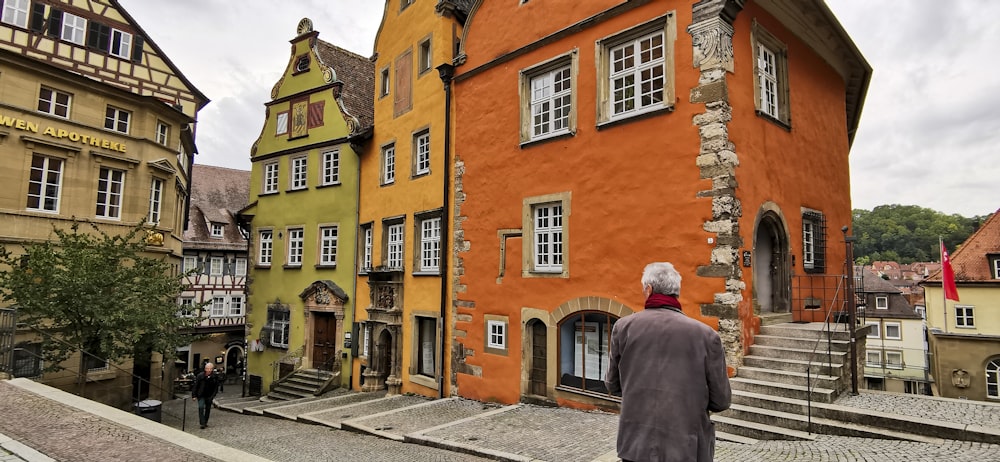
925 285 1000 335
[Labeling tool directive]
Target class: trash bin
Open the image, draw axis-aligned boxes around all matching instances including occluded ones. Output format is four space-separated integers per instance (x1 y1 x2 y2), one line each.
135 399 162 423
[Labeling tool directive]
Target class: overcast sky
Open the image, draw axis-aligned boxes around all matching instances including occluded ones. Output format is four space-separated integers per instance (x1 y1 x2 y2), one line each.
120 0 999 218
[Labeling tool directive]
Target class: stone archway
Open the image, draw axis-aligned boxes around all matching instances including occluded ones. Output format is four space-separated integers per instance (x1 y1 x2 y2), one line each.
753 206 791 317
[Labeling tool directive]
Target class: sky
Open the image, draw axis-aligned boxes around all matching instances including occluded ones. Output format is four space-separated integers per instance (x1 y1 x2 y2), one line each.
119 0 1000 218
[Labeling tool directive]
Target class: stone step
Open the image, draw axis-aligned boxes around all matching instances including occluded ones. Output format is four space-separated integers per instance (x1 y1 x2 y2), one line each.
243 396 322 415
711 414 816 441
759 312 794 326
742 355 842 376
760 324 851 341
265 391 388 420
736 366 840 390
299 395 431 429
752 334 850 352
749 344 847 364
714 431 758 445
277 380 322 394
723 404 945 443
267 389 310 401
729 377 836 403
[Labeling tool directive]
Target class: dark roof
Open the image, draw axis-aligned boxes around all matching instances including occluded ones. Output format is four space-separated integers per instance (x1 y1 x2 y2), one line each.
438 0 474 14
927 210 1000 282
315 40 374 132
183 164 251 251
858 268 921 320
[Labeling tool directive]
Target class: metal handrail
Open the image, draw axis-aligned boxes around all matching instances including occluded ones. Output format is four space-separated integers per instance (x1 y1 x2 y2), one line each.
271 345 305 386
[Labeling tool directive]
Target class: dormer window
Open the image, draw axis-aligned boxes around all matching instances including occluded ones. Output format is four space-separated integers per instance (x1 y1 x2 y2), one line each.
295 55 310 73
992 257 1000 279
210 222 224 238
875 296 888 310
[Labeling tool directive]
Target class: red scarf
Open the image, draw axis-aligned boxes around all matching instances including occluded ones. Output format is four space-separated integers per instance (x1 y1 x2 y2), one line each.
645 293 682 310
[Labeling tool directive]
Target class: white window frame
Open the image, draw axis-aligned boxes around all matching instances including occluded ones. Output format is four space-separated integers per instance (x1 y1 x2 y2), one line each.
803 220 816 268
155 121 169 145
528 63 573 141
270 311 290 348
751 21 791 126
319 225 338 266
865 321 880 339
148 178 163 225
884 322 901 340
275 112 289 136
360 224 373 272
95 167 124 220
258 230 273 266
487 320 506 350
183 256 198 273
419 217 441 272
382 144 396 185
416 316 436 377
875 296 888 310
228 295 244 316
533 203 564 273
209 257 224 276
1 0 28 28
104 106 131 134
955 305 975 328
61 12 87 45
110 29 132 59
386 223 404 269
38 87 72 118
380 68 390 97
210 222 224 238
321 149 340 185
987 359 1000 399
263 162 279 194
211 296 226 317
993 259 1000 279
884 351 904 370
414 131 431 176
362 323 371 357
287 228 304 266
866 350 881 367
234 258 247 277
26 155 63 213
290 155 308 190
757 43 778 118
178 297 196 317
418 38 432 75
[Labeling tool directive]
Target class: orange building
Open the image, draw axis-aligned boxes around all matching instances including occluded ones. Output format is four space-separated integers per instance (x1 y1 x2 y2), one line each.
450 0 870 408
351 0 469 398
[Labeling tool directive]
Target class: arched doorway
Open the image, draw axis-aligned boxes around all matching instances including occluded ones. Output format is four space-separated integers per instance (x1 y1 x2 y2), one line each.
225 345 244 381
754 210 790 314
526 319 547 397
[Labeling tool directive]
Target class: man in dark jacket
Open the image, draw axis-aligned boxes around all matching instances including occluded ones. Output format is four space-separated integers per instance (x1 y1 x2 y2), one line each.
606 262 731 462
192 362 220 429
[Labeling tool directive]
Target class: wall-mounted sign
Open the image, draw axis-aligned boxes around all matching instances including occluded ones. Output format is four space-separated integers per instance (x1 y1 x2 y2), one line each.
742 250 752 267
2 114 127 153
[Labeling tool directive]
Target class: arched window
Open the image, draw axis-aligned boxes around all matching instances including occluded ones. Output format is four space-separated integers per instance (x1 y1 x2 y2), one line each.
557 311 618 396
987 358 1000 399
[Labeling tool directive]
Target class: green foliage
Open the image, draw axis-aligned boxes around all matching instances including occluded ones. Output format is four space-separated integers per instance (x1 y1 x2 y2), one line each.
0 222 198 372
852 204 988 264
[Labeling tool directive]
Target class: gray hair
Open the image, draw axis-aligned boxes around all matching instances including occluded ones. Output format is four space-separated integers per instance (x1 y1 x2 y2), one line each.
641 262 681 297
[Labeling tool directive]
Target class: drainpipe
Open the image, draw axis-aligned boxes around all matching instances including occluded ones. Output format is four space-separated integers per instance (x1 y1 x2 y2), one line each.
843 226 859 395
435 63 455 399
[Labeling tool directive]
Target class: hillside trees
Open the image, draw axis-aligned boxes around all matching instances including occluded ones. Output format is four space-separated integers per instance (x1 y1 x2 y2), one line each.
852 205 988 264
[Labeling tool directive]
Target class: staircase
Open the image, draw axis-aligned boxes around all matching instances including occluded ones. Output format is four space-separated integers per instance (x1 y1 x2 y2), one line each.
267 368 339 401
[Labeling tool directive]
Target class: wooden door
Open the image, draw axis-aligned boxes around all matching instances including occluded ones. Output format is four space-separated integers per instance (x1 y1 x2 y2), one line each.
529 321 547 396
312 313 338 371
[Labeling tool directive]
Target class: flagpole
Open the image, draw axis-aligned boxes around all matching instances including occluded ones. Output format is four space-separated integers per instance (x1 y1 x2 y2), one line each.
940 236 948 333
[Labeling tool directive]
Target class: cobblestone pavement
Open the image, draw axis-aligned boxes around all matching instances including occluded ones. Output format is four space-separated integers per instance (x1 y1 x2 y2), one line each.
835 391 1000 427
353 398 505 438
0 381 217 462
715 436 1000 461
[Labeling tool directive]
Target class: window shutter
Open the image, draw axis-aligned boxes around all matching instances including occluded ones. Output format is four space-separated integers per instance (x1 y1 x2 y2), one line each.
47 9 63 38
29 3 46 32
87 21 110 51
130 35 144 63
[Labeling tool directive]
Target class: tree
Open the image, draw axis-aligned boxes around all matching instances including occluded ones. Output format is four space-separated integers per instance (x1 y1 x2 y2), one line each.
0 222 197 381
852 205 986 264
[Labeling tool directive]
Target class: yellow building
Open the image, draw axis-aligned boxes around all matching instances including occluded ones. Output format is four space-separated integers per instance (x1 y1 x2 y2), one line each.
353 0 469 397
1 0 206 406
241 18 373 395
924 209 1000 401
857 268 929 395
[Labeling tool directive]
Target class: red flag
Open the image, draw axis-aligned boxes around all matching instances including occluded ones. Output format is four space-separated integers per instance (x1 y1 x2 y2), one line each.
941 242 960 301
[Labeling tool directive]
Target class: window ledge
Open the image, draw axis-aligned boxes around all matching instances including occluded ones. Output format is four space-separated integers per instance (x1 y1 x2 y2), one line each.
412 271 441 277
597 105 673 131
315 264 337 270
554 385 620 404
409 374 439 390
523 269 568 279
411 171 430 180
255 264 272 269
259 191 279 197
520 130 575 149
86 370 117 382
285 188 309 194
317 182 342 189
484 346 508 357
282 264 303 270
754 110 792 131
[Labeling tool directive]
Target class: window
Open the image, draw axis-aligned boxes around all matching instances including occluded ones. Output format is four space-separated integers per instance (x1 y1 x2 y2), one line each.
110 29 132 59
752 21 790 126
319 226 338 266
558 311 617 396
26 155 63 212
210 222 224 237
229 296 244 316
263 162 279 194
381 144 395 185
362 323 371 357
258 230 273 266
875 296 888 310
287 228 304 266
95 167 124 219
295 55 310 73
321 150 340 185
418 38 432 74
37 87 71 118
211 296 226 317
533 203 563 273
401 0 414 11
802 210 826 273
993 259 1000 279
148 178 163 224
183 256 198 273
13 343 42 378
360 224 373 272
386 222 404 269
487 320 506 350
209 257 224 276
418 216 441 272
595 15 675 125
413 131 430 176
267 309 290 348
865 321 880 339
104 106 131 134
523 59 574 142
884 351 903 370
380 68 390 97
290 156 308 190
276 111 289 135
1 0 28 28
987 359 1000 399
884 322 901 340
416 316 436 377
234 258 247 277
866 350 881 367
156 121 169 145
956 305 975 328
61 12 86 45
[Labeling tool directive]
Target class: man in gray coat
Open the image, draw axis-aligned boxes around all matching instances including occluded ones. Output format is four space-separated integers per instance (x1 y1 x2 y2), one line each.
606 262 731 462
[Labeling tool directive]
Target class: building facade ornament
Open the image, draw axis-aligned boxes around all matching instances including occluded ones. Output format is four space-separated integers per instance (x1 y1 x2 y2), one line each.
689 16 735 73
